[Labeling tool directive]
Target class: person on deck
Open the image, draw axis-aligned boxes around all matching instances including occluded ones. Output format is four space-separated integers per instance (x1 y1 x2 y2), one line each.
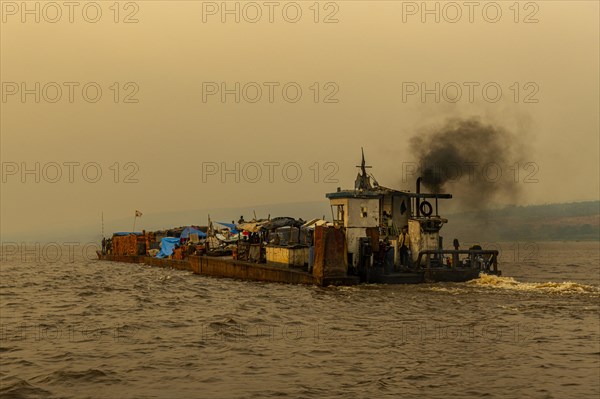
453 239 460 251
399 226 411 267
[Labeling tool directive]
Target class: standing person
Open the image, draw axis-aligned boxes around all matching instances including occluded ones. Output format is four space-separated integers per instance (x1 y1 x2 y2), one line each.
101 237 106 255
399 226 411 267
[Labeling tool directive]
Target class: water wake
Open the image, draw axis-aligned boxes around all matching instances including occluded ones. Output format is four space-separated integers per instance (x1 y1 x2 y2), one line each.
468 274 600 295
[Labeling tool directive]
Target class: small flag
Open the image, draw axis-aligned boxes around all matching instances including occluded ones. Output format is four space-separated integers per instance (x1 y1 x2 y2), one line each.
135 210 143 217
400 200 407 215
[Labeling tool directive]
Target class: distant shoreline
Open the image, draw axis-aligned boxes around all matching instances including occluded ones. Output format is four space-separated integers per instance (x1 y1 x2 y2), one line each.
2 200 598 244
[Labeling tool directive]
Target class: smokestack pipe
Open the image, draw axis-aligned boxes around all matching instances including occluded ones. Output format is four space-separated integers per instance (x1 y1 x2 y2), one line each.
416 177 422 217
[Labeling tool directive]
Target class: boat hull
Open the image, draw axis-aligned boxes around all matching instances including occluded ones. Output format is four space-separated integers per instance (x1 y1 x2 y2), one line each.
95 252 490 286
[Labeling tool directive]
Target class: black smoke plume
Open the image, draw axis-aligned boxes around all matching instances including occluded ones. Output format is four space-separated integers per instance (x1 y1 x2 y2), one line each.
409 117 526 209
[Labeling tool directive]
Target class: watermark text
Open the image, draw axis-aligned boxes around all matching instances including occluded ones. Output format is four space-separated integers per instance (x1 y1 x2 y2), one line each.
201 161 339 183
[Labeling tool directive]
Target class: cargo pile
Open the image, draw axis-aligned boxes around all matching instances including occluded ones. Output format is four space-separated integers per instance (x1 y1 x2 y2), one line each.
102 216 331 271
110 233 146 256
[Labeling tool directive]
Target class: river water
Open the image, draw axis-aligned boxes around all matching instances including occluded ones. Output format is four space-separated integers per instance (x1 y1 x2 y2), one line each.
1 241 599 399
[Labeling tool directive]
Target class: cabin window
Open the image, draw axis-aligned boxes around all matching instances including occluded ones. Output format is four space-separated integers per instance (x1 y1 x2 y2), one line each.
332 205 345 226
338 205 345 222
360 206 368 218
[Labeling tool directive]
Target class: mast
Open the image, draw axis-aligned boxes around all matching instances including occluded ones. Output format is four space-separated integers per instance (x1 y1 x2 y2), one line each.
354 147 373 190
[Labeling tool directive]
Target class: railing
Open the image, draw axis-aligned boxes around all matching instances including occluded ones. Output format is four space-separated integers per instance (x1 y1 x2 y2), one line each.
416 249 499 273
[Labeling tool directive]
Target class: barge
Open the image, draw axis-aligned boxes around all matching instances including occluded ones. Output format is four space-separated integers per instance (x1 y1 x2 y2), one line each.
97 151 500 286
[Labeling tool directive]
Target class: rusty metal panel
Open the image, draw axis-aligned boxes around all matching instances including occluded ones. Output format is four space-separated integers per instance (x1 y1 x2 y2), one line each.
365 227 379 252
313 226 348 281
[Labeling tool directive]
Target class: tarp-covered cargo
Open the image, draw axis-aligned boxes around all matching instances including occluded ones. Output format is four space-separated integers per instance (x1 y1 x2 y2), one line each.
156 237 181 258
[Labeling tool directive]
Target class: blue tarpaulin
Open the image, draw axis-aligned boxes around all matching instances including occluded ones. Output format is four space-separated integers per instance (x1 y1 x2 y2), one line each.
181 226 207 239
156 237 181 258
215 222 239 234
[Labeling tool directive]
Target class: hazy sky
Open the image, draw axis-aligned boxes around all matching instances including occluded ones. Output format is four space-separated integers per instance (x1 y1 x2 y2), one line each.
1 1 599 239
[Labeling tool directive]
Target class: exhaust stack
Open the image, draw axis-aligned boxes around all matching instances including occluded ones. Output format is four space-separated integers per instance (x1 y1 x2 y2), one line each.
416 177 422 217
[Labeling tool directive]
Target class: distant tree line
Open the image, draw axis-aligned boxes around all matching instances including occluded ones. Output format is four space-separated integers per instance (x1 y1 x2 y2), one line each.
446 201 600 241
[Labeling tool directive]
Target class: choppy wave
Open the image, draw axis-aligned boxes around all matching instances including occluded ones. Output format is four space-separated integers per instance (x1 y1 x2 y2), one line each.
32 368 121 386
468 274 600 295
0 377 52 399
427 286 467 294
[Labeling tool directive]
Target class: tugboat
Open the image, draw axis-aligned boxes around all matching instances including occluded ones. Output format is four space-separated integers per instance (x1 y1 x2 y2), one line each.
97 150 500 286
325 149 500 283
